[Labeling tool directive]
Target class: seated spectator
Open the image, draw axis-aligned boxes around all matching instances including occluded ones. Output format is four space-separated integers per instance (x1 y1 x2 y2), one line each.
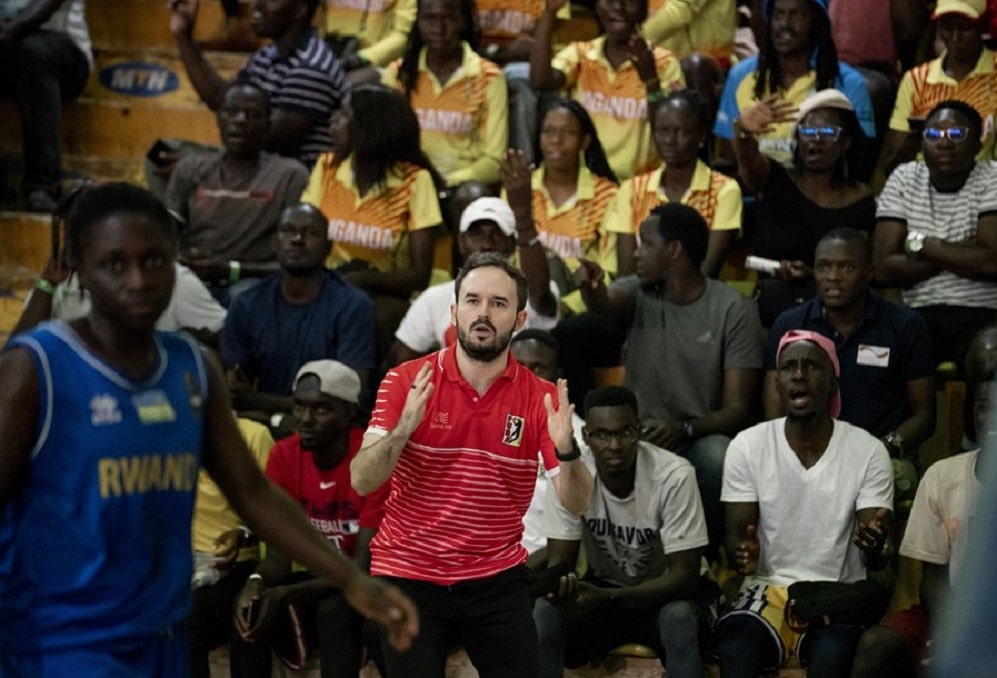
880 0 997 176
188 418 274 678
169 0 347 169
608 90 740 280
576 203 763 554
765 229 936 511
533 385 708 678
715 330 894 677
510 329 577 565
850 370 994 678
530 0 686 181
11 255 226 346
167 80 310 306
873 99 997 372
713 0 875 170
966 322 997 443
230 360 389 678
300 84 443 357
322 0 416 70
0 0 91 212
220 203 375 426
383 0 507 187
642 0 735 66
519 99 619 314
733 89 875 326
474 0 570 162
390 151 559 364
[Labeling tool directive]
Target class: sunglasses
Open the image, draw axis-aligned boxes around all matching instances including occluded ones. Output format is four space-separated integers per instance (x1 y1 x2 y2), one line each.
922 126 971 143
797 125 844 141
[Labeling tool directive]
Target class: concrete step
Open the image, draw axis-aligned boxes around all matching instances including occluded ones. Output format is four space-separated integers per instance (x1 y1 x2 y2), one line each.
0 211 50 277
0 46 244 160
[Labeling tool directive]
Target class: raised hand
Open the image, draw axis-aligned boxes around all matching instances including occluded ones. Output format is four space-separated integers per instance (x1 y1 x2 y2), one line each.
396 362 433 439
573 258 604 291
738 94 798 136
627 34 657 84
499 149 533 218
543 378 576 454
168 0 200 38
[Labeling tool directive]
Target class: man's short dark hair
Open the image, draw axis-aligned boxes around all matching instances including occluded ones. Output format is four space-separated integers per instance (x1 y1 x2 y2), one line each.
583 385 640 419
818 227 872 266
511 328 559 352
454 251 529 312
646 203 709 267
218 77 271 116
926 99 984 140
67 182 176 263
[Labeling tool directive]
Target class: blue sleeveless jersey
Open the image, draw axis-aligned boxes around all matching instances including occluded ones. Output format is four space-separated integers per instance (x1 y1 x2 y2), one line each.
0 322 207 654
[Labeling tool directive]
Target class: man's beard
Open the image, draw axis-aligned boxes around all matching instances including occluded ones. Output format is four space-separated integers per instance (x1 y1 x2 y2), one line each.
457 318 514 363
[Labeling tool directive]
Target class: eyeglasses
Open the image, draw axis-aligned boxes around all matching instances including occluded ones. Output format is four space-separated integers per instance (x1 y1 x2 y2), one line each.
797 125 844 141
585 425 639 446
922 126 971 143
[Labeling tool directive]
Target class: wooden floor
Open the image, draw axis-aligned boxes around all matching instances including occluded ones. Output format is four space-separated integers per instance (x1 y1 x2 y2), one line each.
208 646 808 677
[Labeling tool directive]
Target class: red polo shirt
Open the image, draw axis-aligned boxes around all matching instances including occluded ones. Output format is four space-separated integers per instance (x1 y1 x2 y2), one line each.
366 344 561 584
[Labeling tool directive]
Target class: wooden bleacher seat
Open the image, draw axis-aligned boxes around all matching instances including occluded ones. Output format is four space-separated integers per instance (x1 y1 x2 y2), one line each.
0 0 247 339
0 0 245 200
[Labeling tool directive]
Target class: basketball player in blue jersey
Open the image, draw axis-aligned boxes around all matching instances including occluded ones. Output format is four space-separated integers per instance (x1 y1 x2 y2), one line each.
0 183 417 676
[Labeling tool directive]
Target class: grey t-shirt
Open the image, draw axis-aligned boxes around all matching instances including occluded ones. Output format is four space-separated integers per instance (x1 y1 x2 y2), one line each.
613 276 763 422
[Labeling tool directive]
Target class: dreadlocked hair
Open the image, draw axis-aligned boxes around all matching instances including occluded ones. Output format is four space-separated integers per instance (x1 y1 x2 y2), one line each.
754 4 839 100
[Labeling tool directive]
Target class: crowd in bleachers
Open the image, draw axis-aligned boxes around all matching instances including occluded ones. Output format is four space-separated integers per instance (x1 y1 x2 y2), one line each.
3 0 997 676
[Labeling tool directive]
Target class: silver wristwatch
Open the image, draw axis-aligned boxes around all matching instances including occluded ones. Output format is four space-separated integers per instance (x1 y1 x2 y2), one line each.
904 231 927 257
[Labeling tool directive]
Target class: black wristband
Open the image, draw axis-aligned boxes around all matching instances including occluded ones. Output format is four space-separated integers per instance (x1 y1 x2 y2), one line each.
555 440 581 462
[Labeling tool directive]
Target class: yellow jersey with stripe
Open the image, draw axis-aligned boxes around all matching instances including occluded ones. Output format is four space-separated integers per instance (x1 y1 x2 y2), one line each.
642 0 736 63
888 48 997 161
552 36 685 180
321 0 416 67
477 0 545 43
528 166 618 269
191 418 273 559
383 43 508 186
713 55 876 167
604 160 742 236
301 154 442 272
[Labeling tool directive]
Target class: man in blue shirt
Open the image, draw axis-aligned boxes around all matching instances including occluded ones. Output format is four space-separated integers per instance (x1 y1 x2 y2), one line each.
765 228 936 502
221 203 375 430
713 0 875 170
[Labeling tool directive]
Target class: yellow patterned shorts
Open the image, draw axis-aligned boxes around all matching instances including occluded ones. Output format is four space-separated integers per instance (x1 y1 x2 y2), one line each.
716 578 805 670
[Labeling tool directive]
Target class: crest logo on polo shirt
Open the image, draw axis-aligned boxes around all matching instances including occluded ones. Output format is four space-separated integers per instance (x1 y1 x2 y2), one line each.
502 413 525 447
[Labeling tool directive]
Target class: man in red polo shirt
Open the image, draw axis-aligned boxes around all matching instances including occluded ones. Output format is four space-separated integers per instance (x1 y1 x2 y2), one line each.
350 251 593 677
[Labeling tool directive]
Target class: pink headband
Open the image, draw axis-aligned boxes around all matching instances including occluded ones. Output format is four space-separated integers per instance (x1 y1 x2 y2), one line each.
776 330 841 418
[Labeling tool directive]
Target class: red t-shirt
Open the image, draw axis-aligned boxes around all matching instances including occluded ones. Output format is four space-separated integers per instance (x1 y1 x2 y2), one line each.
266 427 388 558
366 345 561 584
